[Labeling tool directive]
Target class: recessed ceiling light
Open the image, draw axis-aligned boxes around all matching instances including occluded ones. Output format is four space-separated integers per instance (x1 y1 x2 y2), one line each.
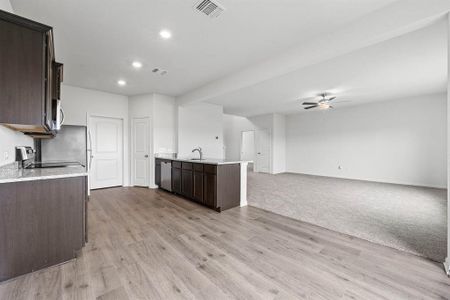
132 61 142 69
117 79 126 86
159 29 172 39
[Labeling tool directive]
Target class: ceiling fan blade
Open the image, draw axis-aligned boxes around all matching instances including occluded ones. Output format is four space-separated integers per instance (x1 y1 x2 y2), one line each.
328 97 336 101
302 102 318 105
304 105 318 110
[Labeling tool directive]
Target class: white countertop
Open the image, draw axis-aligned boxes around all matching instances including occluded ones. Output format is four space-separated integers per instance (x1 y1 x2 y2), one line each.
0 163 88 184
156 156 251 165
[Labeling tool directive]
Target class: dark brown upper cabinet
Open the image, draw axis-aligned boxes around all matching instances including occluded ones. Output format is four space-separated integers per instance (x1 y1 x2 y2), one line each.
0 9 63 135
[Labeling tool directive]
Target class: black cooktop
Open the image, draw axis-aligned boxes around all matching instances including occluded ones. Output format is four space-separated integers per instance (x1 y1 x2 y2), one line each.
25 161 85 169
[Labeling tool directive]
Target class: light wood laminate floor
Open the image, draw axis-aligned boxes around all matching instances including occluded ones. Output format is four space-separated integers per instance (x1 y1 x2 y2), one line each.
0 187 449 299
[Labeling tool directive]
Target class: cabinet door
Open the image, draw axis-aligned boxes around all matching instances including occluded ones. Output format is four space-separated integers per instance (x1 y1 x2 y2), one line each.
0 19 44 126
181 170 193 198
0 177 84 282
46 177 84 267
172 167 182 194
155 162 161 186
193 171 204 203
44 31 54 130
203 173 217 208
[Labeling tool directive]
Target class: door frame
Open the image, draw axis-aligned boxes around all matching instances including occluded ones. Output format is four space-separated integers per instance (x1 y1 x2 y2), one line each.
87 113 126 191
240 129 256 161
131 116 152 188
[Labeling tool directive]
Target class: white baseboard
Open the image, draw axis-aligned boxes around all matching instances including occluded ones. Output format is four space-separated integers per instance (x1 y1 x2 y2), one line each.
149 184 158 189
444 258 450 276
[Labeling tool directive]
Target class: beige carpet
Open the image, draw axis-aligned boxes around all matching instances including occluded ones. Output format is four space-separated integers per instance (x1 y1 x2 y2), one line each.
248 172 447 262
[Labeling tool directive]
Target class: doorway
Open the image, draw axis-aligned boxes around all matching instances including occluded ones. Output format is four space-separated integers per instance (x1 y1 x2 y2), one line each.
241 130 256 172
88 115 124 189
255 129 271 173
132 117 151 187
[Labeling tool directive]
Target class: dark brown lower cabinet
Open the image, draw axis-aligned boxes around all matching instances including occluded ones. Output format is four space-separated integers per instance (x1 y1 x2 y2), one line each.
181 169 193 198
155 158 241 212
0 176 87 282
172 167 182 194
203 172 217 208
155 160 161 186
193 171 204 203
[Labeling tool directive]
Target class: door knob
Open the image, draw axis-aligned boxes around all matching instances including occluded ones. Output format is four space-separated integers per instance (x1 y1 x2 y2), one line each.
144 155 149 158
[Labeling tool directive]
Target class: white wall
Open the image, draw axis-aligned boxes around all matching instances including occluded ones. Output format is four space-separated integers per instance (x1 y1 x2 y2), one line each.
0 0 12 12
272 113 286 174
223 114 255 161
0 126 33 166
241 131 255 161
62 84 130 186
223 113 287 174
286 93 447 188
445 13 450 275
0 0 34 167
128 93 177 187
153 94 177 154
178 103 224 159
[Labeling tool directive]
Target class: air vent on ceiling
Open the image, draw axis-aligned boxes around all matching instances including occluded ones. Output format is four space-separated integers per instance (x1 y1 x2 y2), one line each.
152 68 168 76
194 0 225 18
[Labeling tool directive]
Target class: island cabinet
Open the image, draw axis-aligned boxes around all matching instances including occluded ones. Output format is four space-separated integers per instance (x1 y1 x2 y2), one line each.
203 165 217 208
172 161 182 194
193 163 204 203
181 162 193 198
155 159 161 186
0 176 87 282
155 158 241 212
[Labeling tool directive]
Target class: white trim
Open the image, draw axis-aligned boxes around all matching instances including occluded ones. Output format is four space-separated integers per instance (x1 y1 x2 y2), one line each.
447 12 450 277
131 117 151 188
240 162 248 207
87 113 125 189
444 258 450 276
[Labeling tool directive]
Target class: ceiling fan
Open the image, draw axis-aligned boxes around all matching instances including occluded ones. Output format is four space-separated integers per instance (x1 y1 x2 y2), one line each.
301 93 338 110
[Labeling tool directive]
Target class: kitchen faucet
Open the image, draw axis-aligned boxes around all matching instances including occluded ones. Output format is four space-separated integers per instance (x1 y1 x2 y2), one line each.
192 147 203 160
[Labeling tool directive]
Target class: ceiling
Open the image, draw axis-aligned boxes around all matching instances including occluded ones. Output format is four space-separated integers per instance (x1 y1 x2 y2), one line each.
206 19 447 116
10 0 396 96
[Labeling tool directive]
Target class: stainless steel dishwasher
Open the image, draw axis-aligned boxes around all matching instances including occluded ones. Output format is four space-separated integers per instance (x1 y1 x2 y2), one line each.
161 161 172 191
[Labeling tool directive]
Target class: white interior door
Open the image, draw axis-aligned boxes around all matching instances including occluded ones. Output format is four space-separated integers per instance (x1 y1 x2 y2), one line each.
132 117 150 187
255 129 271 173
241 130 255 161
89 116 123 189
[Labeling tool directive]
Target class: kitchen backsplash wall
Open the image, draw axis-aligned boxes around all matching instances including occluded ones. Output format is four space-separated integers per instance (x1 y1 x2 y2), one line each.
0 125 33 167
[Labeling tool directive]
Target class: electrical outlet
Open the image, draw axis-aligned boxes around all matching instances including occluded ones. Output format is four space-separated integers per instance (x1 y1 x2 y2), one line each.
4 151 9 161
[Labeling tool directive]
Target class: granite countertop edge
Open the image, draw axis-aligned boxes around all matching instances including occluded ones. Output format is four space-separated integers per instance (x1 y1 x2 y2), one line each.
0 172 88 184
155 157 252 165
0 163 88 184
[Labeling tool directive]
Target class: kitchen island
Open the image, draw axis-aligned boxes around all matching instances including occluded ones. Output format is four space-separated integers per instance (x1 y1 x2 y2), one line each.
155 157 249 211
0 163 88 282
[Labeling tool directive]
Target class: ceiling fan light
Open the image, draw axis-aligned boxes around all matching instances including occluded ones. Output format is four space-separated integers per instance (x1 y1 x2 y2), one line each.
319 103 330 109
